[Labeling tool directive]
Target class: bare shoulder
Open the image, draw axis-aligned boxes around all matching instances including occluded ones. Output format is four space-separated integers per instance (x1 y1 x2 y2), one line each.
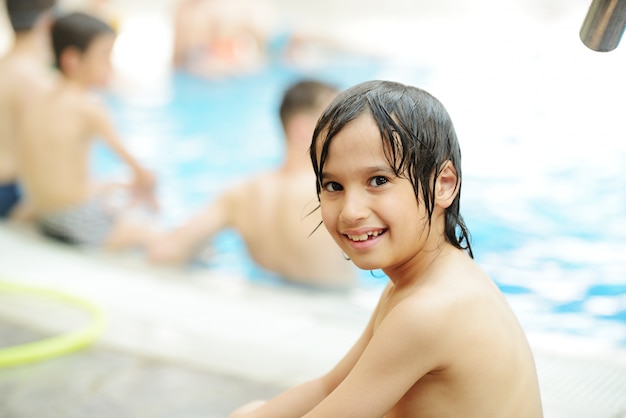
225 173 270 201
69 92 114 138
379 284 457 347
383 255 515 348
371 283 454 358
375 257 542 417
0 56 36 99
212 173 272 214
236 171 279 201
81 92 109 120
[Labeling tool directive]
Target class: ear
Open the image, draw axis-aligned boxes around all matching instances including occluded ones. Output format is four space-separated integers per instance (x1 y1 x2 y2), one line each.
59 46 81 75
435 160 459 209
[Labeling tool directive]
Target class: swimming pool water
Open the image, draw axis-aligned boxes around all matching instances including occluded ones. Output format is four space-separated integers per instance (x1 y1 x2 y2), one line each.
94 56 626 349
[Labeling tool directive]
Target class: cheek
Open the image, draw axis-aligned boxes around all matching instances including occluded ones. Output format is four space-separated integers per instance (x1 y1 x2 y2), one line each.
319 199 337 229
99 57 112 76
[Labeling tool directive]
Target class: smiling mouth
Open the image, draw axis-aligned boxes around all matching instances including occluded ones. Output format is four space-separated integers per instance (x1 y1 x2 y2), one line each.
345 229 386 242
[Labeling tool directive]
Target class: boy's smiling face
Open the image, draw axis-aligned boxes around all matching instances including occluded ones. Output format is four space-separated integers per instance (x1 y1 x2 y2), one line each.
317 113 432 274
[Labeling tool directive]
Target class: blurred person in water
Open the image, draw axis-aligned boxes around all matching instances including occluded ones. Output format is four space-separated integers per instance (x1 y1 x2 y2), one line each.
0 0 57 220
16 11 160 250
172 0 273 78
149 79 357 288
171 0 360 78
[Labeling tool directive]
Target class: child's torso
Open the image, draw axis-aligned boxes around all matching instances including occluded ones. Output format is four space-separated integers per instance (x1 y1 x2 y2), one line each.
376 256 543 417
17 88 96 213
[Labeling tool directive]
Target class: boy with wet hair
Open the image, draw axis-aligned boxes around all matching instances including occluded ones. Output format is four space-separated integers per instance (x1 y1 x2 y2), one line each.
17 12 159 249
230 80 543 417
0 0 57 218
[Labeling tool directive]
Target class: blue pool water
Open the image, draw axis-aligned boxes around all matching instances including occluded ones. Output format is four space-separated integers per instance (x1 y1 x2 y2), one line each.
94 56 626 349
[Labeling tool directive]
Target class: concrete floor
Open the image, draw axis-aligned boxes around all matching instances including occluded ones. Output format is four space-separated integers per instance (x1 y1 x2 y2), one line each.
0 321 283 418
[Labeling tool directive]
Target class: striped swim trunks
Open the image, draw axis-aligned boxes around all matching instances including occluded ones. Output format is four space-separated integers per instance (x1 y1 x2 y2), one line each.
37 198 116 247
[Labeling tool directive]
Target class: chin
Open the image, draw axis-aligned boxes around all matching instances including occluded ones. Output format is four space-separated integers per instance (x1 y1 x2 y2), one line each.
350 258 383 272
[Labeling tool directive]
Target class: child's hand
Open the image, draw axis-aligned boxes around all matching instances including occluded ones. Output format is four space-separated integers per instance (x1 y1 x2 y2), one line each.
131 167 159 211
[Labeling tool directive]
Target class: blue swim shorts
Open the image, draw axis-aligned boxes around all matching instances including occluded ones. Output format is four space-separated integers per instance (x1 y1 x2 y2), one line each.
0 182 20 218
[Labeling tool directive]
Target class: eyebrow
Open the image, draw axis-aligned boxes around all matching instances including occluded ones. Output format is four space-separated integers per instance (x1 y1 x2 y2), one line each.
320 165 396 180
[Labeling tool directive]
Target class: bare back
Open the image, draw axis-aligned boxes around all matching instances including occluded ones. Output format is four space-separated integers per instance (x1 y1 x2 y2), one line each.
17 82 98 213
0 52 54 182
364 250 543 417
228 170 356 286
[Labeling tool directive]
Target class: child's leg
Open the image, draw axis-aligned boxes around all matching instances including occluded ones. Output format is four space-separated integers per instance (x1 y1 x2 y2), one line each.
146 220 206 264
96 184 160 251
8 200 36 223
104 219 160 252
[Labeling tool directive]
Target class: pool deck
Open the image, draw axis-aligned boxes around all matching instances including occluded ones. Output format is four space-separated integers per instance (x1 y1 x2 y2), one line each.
1 223 626 417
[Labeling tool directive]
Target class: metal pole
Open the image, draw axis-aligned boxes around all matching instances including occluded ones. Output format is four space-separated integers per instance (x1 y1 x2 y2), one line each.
580 0 626 51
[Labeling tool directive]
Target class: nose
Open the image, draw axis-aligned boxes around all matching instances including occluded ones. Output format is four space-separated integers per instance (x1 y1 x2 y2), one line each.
339 189 370 224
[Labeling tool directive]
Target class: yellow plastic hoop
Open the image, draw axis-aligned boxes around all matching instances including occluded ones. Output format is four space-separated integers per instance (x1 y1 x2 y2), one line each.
0 279 106 368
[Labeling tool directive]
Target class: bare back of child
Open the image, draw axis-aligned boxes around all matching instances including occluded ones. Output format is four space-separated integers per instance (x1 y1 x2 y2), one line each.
17 12 158 250
228 80 543 417
0 0 57 219
217 167 354 287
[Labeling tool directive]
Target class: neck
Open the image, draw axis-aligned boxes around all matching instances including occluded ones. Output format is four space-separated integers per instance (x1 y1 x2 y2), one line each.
384 229 456 288
12 30 51 64
60 76 90 92
280 142 313 174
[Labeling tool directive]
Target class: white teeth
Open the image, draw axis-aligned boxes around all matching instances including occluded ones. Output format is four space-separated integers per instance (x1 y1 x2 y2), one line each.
347 230 382 241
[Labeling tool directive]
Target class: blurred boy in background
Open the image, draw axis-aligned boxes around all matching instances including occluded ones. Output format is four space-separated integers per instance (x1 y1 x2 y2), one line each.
17 11 159 250
149 80 357 288
0 0 57 219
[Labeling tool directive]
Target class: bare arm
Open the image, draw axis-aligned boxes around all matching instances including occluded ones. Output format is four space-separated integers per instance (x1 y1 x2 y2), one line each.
228 285 391 418
229 378 334 418
147 186 239 264
302 294 447 418
90 101 157 209
228 326 372 418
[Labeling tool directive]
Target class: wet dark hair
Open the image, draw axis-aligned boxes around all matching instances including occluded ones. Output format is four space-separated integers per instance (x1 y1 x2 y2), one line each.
279 79 338 128
310 80 473 257
51 12 114 69
5 0 56 32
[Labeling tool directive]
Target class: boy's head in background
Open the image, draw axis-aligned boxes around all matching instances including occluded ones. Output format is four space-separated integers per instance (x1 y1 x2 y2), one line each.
5 0 57 33
279 79 338 145
51 11 115 87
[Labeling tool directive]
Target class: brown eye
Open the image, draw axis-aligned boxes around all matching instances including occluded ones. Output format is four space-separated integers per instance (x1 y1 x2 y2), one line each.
369 176 388 187
323 181 342 192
